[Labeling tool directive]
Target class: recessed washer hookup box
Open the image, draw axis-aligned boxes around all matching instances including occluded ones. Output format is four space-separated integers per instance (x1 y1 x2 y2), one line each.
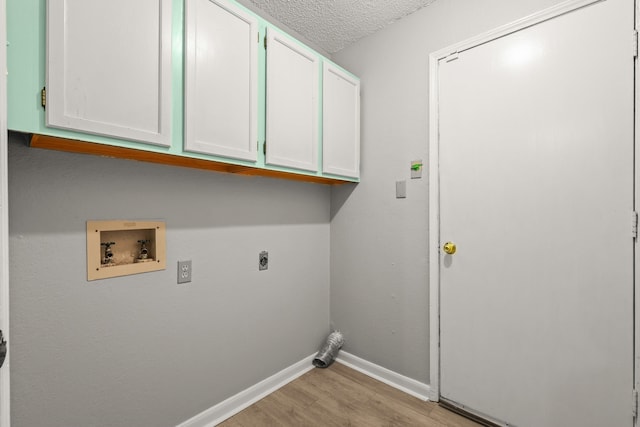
86 220 166 281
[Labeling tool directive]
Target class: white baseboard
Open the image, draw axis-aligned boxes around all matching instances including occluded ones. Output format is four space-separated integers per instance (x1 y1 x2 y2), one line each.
336 351 432 401
177 351 433 427
176 354 316 427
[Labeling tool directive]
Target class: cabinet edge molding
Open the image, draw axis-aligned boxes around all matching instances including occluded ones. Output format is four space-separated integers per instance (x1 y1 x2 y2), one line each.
29 133 351 186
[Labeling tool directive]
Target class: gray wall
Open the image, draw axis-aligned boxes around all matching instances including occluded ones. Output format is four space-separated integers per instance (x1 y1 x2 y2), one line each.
8 132 330 427
329 0 566 384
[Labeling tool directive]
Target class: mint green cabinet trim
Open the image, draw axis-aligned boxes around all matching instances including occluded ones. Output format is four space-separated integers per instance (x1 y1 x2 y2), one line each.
7 0 45 133
171 0 185 158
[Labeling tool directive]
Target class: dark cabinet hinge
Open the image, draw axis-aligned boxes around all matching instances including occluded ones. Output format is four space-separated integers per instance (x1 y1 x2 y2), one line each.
0 330 6 369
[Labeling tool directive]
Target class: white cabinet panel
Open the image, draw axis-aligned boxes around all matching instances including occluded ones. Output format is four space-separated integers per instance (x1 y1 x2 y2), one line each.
46 0 172 147
322 63 360 178
184 0 258 161
265 28 319 172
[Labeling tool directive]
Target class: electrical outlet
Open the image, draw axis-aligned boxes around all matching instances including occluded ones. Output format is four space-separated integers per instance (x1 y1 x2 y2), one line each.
259 251 268 271
396 180 407 198
178 260 192 283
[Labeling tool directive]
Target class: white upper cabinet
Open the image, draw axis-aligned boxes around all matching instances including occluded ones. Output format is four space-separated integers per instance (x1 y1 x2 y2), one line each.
184 0 259 161
322 63 360 179
46 0 172 147
265 28 319 172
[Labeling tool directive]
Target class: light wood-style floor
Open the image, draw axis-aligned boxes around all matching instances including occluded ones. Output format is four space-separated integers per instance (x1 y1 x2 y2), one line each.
219 362 481 426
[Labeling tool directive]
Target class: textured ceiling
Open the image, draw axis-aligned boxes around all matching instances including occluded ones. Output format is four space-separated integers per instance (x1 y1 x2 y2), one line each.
247 0 437 54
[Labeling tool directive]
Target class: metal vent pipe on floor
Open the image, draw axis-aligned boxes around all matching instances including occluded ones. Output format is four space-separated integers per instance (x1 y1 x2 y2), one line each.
313 331 344 368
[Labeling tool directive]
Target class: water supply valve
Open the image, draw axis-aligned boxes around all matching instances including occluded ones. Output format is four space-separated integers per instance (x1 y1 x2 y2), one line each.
135 239 154 263
101 241 116 265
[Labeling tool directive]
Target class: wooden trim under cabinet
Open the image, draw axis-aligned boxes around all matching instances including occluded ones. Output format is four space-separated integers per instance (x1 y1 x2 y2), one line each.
29 134 350 185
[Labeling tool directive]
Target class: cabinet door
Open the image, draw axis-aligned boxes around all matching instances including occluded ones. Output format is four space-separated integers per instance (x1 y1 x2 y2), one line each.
265 28 319 172
322 63 360 179
46 0 172 147
184 0 258 162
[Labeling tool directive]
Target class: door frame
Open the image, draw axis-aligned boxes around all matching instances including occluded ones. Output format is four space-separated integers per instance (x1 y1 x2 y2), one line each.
427 0 638 419
634 1 639 425
0 0 9 425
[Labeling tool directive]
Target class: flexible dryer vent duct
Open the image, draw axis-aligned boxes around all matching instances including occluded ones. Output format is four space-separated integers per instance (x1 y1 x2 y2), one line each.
313 331 344 368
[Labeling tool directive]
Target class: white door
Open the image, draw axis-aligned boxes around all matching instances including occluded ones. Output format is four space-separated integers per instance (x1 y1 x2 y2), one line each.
436 0 635 426
184 0 258 162
265 28 319 172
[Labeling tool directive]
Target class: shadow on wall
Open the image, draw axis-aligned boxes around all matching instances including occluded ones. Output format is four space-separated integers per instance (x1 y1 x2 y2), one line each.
8 131 331 235
330 182 358 221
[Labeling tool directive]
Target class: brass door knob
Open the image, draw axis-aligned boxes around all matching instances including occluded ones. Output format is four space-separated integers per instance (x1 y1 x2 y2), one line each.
443 242 457 255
